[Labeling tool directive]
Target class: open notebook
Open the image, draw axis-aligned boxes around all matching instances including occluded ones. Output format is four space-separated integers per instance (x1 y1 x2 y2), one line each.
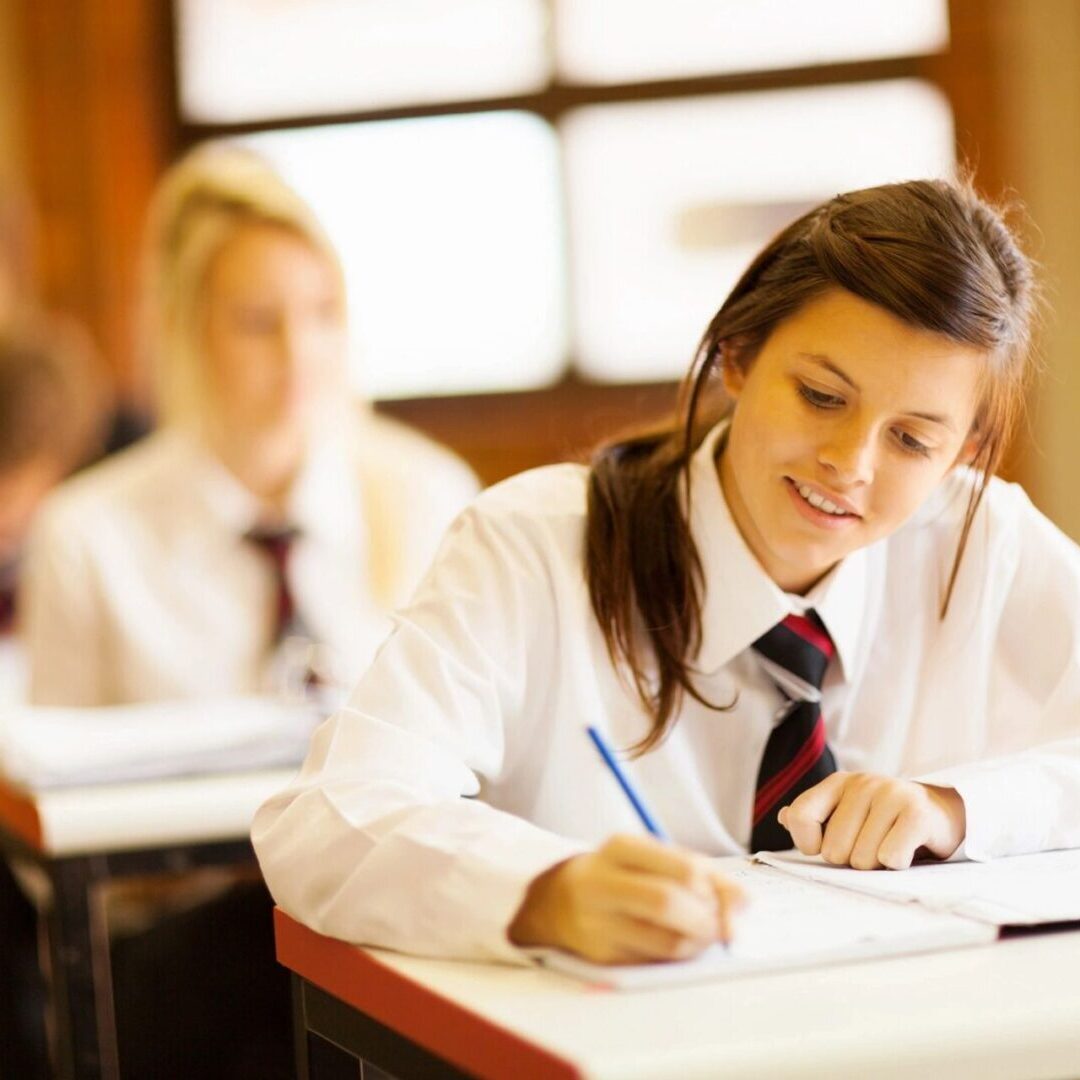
536 849 1080 990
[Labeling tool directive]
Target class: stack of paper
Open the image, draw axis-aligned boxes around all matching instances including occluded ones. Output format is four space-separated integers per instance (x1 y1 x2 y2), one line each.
756 848 1080 926
0 697 321 788
538 849 1080 990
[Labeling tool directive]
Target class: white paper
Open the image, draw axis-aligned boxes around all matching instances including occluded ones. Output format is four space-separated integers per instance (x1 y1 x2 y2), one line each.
755 849 1080 926
536 860 995 990
0 697 321 788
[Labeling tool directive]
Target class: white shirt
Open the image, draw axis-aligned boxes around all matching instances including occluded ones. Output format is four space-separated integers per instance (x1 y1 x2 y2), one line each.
252 423 1080 963
0 637 26 705
22 414 478 706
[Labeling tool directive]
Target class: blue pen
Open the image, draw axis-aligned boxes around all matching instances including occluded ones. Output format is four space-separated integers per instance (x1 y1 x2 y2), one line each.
586 725 670 841
587 725 733 950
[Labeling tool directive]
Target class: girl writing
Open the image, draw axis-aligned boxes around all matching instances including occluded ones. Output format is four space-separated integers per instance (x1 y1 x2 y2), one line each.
254 179 1080 966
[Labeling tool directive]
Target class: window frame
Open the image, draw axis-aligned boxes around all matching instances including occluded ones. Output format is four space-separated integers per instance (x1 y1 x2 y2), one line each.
166 2 954 482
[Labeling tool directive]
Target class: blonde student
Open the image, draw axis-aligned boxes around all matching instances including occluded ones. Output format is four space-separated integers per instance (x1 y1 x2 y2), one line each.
254 179 1080 967
21 144 478 708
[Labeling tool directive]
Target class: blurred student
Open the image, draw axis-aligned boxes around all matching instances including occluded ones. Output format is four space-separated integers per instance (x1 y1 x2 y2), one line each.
16 144 477 1079
22 143 478 708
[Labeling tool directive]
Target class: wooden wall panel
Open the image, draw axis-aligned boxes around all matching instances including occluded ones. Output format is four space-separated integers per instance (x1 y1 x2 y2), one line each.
16 0 175 400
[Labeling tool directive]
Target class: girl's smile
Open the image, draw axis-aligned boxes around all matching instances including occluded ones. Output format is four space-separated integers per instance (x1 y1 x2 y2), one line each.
783 476 862 529
719 288 984 594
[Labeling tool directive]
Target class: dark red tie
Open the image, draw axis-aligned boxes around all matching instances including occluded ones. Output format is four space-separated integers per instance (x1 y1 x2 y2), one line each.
244 525 301 646
0 585 14 636
0 561 17 636
750 610 837 851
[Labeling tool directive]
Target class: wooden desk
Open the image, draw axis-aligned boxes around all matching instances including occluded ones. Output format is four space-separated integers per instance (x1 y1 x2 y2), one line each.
0 769 294 1080
277 908 1080 1080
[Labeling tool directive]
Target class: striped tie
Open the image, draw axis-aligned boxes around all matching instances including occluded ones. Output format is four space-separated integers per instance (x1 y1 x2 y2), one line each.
750 610 837 851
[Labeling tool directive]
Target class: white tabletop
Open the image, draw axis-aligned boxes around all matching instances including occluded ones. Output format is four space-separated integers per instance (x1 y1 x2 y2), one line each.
0 769 295 856
280 907 1080 1080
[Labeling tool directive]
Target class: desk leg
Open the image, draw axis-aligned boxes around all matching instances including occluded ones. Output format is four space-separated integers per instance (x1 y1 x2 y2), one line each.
293 973 312 1080
296 978 471 1080
46 856 119 1080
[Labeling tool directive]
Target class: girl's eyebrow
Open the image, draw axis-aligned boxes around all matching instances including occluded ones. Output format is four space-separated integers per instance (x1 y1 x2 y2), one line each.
797 352 956 432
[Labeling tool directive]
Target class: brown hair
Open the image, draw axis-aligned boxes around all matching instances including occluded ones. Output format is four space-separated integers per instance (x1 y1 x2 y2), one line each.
586 179 1037 753
0 317 106 471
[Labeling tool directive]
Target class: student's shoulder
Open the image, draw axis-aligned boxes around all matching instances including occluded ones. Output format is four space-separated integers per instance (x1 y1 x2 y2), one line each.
471 461 589 521
33 430 184 531
444 462 591 563
356 412 478 493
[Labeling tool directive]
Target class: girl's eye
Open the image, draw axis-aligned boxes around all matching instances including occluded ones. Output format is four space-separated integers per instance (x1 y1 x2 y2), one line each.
895 429 931 456
798 383 845 409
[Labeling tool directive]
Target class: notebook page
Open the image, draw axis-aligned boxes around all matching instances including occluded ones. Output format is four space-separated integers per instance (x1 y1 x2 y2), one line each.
535 860 994 990
755 849 1080 925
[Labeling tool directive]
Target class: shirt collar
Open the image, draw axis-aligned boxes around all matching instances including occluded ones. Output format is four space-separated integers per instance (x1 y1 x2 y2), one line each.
169 427 363 548
687 422 866 679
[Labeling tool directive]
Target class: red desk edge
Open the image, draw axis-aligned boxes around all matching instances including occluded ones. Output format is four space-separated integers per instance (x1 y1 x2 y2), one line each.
274 908 583 1080
0 777 43 850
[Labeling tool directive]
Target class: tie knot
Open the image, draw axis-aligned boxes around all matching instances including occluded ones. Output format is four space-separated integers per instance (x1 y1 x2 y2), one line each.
752 610 834 691
245 525 300 573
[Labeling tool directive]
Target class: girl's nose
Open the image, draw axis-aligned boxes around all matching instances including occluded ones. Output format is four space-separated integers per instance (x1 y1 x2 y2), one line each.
817 425 875 485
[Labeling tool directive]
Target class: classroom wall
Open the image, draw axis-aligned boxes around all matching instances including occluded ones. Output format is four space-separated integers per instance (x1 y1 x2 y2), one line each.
992 0 1080 540
0 0 27 185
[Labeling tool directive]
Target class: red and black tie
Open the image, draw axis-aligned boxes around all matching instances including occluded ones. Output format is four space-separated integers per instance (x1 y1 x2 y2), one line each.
244 525 302 646
750 610 837 851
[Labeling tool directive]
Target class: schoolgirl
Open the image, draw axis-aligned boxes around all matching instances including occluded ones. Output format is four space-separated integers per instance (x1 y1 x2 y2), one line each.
255 179 1080 966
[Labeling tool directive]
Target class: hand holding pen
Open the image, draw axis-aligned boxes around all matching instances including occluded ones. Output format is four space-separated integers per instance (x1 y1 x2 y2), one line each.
508 726 742 964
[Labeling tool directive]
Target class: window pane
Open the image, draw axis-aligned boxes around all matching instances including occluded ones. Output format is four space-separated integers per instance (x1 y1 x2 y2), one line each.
241 112 568 399
555 0 948 84
178 0 551 123
562 79 955 383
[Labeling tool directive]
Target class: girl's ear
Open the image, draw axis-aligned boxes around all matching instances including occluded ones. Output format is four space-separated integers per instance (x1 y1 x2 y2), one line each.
719 344 746 400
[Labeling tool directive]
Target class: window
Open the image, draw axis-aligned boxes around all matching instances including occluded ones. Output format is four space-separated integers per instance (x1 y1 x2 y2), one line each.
563 79 953 382
244 112 568 398
174 0 954 401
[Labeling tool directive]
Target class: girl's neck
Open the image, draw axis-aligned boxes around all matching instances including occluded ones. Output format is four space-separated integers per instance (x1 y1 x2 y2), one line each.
203 421 307 515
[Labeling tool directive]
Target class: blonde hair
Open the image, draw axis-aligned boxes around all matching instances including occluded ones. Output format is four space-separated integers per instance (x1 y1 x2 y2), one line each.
141 143 346 428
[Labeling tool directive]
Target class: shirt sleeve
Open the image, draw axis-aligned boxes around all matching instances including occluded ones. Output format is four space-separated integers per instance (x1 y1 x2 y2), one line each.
251 498 588 962
21 497 109 707
917 485 1080 860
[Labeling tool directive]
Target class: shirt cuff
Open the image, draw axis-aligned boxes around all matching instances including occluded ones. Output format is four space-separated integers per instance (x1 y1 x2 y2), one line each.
438 824 590 964
914 759 1055 861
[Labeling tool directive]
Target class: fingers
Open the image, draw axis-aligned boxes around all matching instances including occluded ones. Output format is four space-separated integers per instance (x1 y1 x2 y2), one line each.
780 776 968 871
710 872 746 945
600 865 720 940
778 772 849 854
565 835 746 959
600 833 713 891
605 914 714 965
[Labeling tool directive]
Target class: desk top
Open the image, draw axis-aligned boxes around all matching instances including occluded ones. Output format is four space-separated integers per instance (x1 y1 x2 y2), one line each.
276 908 1080 1080
0 769 294 856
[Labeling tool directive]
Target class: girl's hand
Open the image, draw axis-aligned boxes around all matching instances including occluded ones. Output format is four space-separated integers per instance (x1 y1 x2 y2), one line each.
778 772 966 870
507 834 744 964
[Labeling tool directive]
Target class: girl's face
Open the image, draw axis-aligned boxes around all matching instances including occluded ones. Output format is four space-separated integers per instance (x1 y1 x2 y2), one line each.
719 288 984 594
202 223 347 442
